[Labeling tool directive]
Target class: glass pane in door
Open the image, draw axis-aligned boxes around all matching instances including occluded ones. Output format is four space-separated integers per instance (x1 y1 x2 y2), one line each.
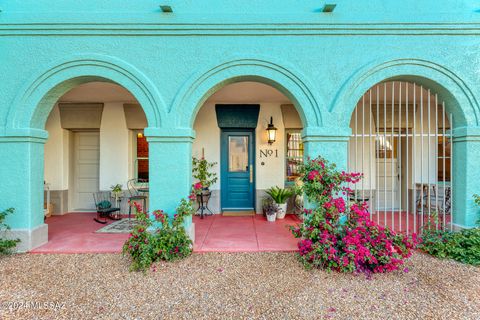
228 136 249 172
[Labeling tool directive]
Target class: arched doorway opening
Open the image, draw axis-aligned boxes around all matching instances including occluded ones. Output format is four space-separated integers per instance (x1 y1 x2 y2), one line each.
37 81 150 252
191 81 304 251
348 81 453 234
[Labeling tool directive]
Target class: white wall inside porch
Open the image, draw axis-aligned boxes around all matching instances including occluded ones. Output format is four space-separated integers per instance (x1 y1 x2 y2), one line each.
44 82 139 212
192 82 300 213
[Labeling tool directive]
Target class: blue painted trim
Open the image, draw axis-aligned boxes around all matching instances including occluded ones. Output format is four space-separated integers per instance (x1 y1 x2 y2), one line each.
220 129 256 211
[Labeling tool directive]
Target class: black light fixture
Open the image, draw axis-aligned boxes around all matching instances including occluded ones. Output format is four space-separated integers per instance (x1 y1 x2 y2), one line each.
160 5 173 13
266 117 277 145
322 4 336 13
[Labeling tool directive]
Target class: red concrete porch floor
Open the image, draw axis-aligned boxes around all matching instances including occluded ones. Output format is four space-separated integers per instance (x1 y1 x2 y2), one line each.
30 212 301 254
194 214 300 252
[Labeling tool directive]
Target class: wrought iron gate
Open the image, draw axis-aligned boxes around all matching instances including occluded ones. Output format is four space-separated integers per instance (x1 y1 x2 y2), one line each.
348 81 453 234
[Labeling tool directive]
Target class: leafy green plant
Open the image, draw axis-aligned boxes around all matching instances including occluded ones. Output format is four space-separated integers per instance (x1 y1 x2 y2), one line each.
473 194 480 225
418 197 480 266
192 157 218 189
0 208 20 255
111 184 122 193
262 197 278 216
122 199 194 272
110 184 123 199
266 186 293 204
419 225 480 266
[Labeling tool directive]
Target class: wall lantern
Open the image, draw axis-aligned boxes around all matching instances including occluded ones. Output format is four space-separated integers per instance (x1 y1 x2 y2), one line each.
137 132 144 139
266 117 277 145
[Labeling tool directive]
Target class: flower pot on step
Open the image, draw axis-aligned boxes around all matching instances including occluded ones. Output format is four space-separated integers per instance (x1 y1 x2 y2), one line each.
276 203 287 219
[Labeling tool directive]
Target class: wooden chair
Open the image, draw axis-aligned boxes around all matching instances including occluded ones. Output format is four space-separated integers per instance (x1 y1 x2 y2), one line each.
92 192 121 224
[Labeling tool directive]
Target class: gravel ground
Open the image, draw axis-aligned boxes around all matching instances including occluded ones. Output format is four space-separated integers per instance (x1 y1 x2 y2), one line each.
0 252 479 320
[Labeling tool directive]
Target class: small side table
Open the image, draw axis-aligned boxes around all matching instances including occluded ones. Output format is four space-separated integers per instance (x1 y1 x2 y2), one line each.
112 196 123 220
196 191 213 219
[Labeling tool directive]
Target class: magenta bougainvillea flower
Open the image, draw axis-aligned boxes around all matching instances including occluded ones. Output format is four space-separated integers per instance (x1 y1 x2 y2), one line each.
291 156 418 274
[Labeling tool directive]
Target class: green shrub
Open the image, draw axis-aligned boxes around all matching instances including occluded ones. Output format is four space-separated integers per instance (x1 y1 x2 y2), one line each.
419 226 480 266
419 202 480 266
0 208 20 255
122 199 194 272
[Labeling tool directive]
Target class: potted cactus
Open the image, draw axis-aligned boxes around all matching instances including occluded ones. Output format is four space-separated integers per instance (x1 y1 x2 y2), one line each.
266 186 293 219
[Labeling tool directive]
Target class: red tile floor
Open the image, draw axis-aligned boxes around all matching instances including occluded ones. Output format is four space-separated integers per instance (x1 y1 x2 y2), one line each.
30 212 301 254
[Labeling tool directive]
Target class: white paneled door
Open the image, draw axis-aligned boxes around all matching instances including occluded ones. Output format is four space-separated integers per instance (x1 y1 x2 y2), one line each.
73 132 100 211
376 158 400 210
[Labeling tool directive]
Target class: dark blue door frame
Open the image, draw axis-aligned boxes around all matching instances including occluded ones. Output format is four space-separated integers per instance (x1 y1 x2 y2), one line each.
220 129 255 211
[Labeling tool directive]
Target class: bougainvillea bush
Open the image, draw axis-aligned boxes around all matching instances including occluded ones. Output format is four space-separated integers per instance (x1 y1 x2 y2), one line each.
123 198 194 272
291 156 418 274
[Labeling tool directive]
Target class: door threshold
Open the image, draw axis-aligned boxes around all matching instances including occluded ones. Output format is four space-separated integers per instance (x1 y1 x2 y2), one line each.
222 210 255 217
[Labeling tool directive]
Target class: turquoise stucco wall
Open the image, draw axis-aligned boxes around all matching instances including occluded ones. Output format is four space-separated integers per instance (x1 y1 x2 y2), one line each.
1 1 480 247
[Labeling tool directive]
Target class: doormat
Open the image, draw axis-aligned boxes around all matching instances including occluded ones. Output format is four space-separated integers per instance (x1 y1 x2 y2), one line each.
95 219 139 234
222 211 255 217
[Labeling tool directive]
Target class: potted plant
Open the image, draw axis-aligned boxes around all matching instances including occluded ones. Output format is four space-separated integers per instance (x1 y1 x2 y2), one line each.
192 157 218 191
110 184 123 202
266 186 293 219
263 198 278 222
192 156 218 210
262 196 274 217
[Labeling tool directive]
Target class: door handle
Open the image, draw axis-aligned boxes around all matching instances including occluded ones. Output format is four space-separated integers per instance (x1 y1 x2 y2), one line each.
249 165 253 183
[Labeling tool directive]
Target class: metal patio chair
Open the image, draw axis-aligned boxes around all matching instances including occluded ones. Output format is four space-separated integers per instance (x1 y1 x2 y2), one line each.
92 191 121 224
127 178 148 219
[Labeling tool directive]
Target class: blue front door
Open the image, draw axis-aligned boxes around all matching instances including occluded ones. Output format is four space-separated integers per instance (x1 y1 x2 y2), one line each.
221 130 255 211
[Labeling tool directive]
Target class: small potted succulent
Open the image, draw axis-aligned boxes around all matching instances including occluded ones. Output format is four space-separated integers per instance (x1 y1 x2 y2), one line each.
266 186 293 219
262 197 278 222
262 196 275 216
110 184 123 202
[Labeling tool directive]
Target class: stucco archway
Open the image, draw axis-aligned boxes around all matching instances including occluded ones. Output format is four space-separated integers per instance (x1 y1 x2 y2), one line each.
2 54 166 250
331 58 476 128
6 54 165 134
335 58 480 229
170 58 324 129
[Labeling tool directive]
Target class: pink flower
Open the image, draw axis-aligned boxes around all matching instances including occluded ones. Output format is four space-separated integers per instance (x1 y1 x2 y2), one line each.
194 182 203 190
308 170 320 181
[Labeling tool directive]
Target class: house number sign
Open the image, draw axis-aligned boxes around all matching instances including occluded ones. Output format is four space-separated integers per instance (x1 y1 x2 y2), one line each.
259 149 278 165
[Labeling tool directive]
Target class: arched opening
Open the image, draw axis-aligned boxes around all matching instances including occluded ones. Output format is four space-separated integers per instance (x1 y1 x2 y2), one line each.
348 81 453 235
37 81 150 252
191 81 304 251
